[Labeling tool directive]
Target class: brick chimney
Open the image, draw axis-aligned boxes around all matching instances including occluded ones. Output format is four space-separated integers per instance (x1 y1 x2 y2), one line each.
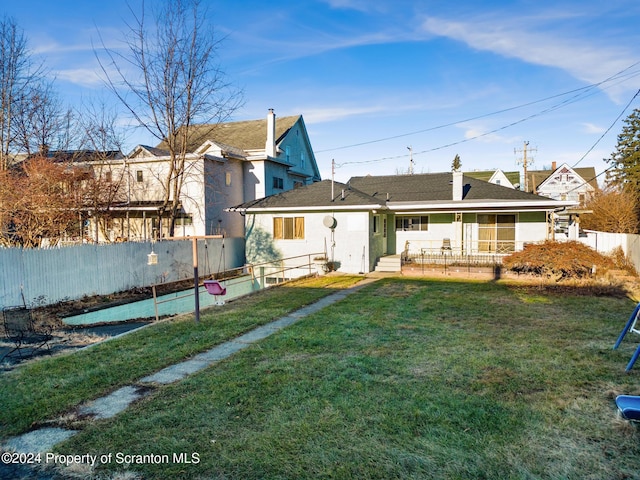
551 161 557 170
452 170 463 201
266 109 276 157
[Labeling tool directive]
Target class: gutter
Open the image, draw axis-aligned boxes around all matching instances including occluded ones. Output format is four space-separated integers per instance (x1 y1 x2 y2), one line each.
226 204 387 214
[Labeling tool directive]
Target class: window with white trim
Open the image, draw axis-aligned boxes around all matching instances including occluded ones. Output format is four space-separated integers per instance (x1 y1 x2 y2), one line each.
478 214 515 253
395 215 428 231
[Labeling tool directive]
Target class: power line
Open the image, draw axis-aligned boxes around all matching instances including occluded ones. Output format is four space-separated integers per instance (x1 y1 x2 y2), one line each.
571 89 640 168
560 88 640 196
320 60 640 157
334 90 598 168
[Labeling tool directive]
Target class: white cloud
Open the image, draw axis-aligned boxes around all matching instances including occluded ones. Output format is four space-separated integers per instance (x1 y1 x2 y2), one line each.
581 122 606 134
460 123 519 145
54 68 105 87
420 13 640 101
301 106 389 123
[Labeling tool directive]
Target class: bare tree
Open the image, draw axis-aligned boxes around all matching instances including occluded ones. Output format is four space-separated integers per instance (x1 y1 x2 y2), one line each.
0 16 44 169
75 99 129 242
96 0 242 237
12 80 74 156
581 185 639 234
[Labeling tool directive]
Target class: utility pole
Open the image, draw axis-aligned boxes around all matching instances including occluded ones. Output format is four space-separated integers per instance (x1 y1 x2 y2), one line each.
407 146 414 175
515 141 536 192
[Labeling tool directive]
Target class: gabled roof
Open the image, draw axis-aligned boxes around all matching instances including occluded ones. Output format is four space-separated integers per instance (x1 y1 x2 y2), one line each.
349 173 549 203
230 179 384 211
465 170 520 186
526 166 598 193
130 145 169 158
194 140 246 159
155 115 301 153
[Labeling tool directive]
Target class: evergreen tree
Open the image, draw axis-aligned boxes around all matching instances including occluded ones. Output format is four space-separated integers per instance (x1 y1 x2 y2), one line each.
605 108 640 194
452 154 462 172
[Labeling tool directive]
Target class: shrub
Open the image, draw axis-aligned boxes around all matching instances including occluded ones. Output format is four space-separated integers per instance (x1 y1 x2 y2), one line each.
608 246 638 276
503 241 615 280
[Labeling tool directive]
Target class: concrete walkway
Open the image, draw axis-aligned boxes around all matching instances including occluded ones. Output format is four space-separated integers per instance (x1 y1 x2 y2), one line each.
1 276 378 474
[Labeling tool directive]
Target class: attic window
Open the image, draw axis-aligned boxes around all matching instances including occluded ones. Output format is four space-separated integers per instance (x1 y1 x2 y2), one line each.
300 152 305 169
136 170 143 182
272 177 284 189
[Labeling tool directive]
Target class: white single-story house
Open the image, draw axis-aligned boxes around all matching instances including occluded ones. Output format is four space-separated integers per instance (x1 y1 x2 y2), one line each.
228 171 578 274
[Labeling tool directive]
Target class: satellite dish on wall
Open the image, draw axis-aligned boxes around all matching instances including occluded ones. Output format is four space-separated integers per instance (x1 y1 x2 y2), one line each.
323 216 337 229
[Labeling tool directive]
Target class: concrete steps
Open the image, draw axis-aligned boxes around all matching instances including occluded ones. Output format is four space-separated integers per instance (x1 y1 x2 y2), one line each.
374 254 402 272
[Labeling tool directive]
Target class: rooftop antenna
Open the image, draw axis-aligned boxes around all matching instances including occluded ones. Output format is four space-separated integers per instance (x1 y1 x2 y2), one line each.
407 146 414 175
331 159 335 201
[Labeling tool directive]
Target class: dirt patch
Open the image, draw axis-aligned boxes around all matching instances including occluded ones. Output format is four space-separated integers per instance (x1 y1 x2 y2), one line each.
30 278 196 330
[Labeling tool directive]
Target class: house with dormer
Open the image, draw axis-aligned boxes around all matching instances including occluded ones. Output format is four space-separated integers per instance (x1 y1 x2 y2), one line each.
229 172 577 274
83 110 320 241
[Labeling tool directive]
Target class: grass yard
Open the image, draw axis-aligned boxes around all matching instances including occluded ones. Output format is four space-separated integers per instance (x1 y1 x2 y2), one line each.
46 277 640 479
0 274 363 438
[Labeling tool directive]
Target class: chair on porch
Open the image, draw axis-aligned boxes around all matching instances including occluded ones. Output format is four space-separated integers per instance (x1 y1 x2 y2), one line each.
441 238 452 252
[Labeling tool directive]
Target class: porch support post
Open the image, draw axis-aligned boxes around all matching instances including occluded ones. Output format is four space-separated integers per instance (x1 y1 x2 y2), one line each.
454 212 463 254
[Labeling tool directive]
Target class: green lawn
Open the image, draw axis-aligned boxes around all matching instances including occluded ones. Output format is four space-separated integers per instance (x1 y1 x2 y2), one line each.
6 276 640 479
0 274 363 438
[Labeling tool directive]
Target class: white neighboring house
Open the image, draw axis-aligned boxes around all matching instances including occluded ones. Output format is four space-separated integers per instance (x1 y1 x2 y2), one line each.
526 162 598 239
465 169 520 189
84 110 321 241
229 171 577 274
526 162 597 203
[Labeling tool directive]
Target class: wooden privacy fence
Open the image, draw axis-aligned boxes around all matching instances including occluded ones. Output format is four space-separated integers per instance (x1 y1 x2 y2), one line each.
0 238 244 309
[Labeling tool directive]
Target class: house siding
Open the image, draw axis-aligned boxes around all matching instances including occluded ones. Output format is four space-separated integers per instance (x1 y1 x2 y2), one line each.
393 211 549 254
244 211 374 274
277 119 319 183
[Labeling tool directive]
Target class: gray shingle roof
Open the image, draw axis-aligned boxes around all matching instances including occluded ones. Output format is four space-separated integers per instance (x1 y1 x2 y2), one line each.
349 173 551 202
156 115 301 153
231 173 558 212
230 180 384 210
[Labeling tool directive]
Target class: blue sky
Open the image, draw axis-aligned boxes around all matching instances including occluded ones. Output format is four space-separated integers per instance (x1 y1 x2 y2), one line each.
2 0 640 183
